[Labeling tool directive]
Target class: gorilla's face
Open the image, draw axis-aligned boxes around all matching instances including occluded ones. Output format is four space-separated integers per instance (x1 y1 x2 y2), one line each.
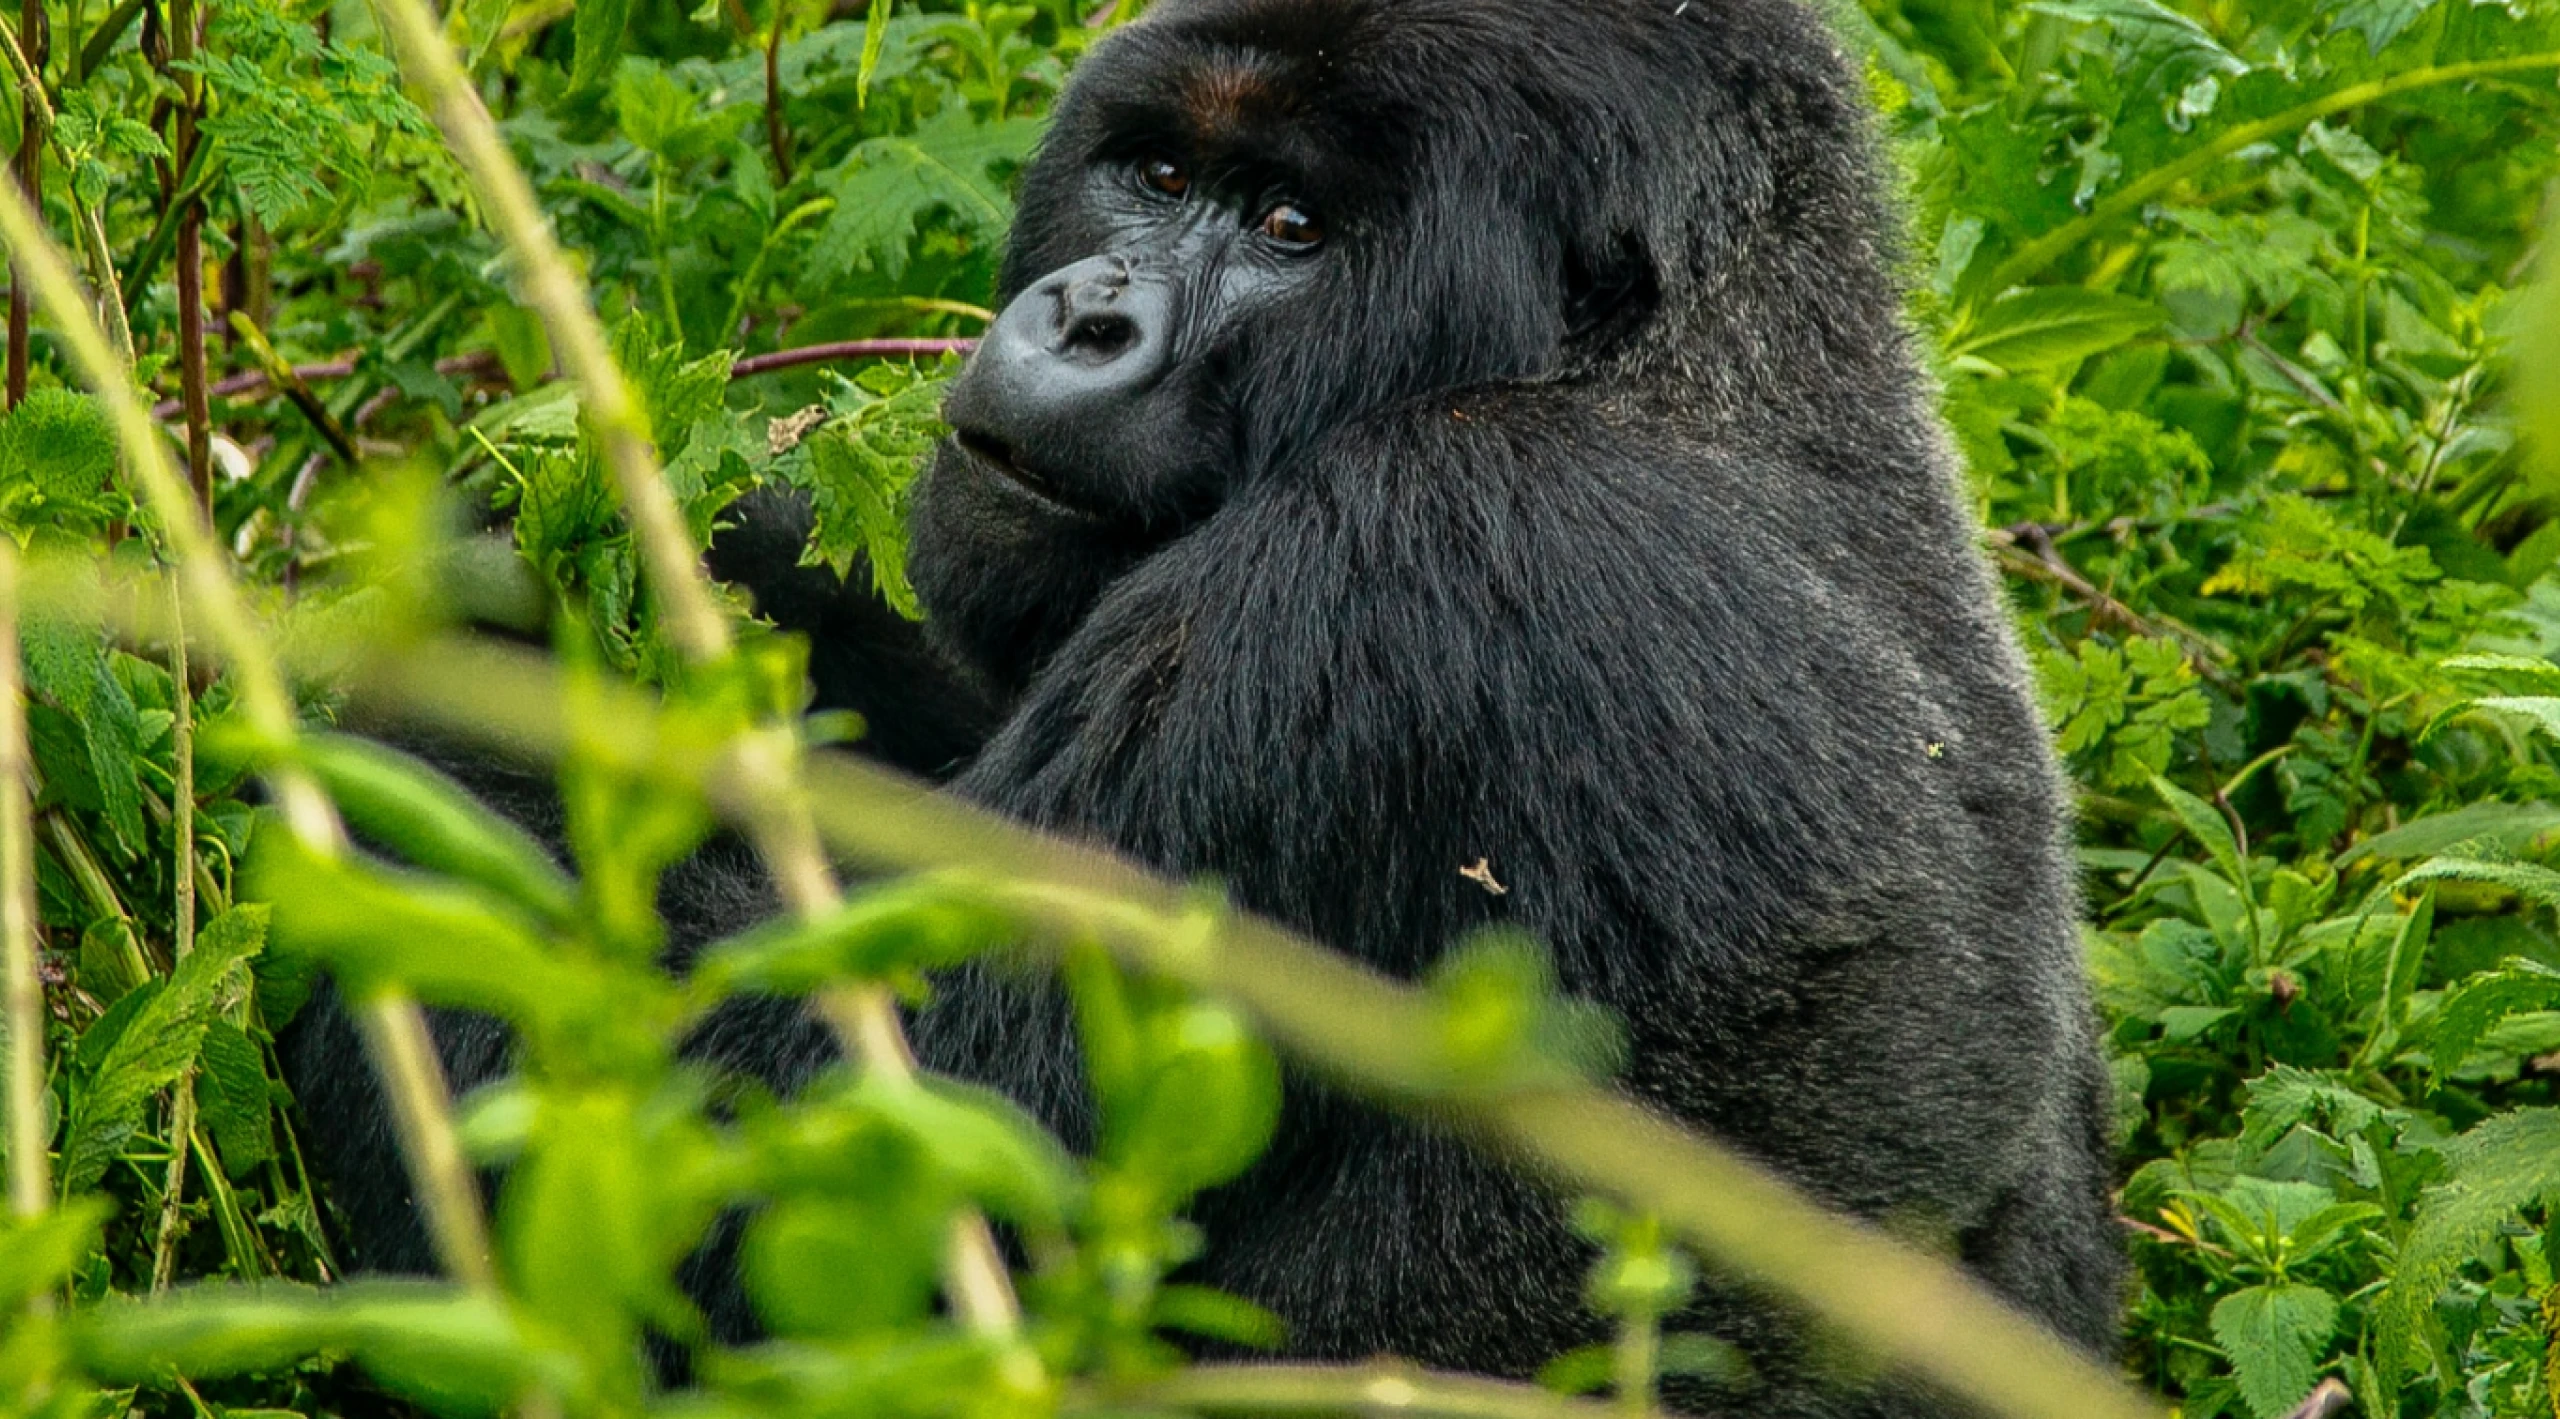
937 152 1332 531
911 0 1669 694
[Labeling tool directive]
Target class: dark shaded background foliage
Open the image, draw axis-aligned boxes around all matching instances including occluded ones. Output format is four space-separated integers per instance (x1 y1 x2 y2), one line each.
0 0 2556 1415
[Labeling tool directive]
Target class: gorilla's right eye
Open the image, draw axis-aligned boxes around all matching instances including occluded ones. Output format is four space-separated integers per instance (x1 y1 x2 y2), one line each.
1139 157 1191 197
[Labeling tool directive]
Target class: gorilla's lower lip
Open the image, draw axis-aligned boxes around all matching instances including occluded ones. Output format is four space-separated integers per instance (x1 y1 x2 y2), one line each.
955 432 1104 520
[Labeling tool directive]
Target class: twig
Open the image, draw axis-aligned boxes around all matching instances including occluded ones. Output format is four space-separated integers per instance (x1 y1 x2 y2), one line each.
0 541 45 1219
168 0 210 507
4 0 34 408
0 134 496 1293
226 313 358 465
1989 525 2231 684
375 0 1035 1355
727 336 973 377
1985 52 2560 292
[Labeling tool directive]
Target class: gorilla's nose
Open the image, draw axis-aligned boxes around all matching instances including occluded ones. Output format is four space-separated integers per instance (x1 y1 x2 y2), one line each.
943 254 1178 507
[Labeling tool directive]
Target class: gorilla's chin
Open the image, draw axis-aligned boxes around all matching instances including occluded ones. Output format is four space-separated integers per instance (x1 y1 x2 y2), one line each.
950 432 1115 524
909 442 1158 698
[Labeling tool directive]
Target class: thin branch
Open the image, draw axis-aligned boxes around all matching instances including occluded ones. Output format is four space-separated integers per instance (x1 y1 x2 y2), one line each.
1985 53 2560 293
226 313 358 466
0 540 46 1219
1988 524 2232 684
169 0 212 509
374 0 1033 1352
0 137 496 1293
4 0 35 408
728 336 974 377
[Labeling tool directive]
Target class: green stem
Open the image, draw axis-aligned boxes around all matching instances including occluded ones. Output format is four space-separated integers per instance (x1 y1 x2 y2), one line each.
1098 1362 1664 1419
1984 52 2560 294
0 124 493 1294
0 541 46 1219
151 579 197 1290
373 0 1035 1349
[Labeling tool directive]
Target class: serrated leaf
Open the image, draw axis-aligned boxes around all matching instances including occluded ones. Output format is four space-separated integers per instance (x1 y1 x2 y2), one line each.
2427 960 2560 1085
195 1019 275 1177
2210 1283 2337 1419
2395 855 2560 911
59 905 267 1195
806 111 1041 284
2464 696 2560 746
2025 0 2248 85
1952 288 2164 371
2375 1109 2560 1378
779 363 952 617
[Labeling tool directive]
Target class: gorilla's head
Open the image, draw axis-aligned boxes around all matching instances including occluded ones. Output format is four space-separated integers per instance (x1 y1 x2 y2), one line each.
913 0 1899 694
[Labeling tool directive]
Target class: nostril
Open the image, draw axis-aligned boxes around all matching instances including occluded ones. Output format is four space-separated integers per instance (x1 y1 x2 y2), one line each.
1062 309 1140 362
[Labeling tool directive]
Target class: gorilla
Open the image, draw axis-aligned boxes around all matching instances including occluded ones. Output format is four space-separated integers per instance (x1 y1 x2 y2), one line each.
285 0 2124 1409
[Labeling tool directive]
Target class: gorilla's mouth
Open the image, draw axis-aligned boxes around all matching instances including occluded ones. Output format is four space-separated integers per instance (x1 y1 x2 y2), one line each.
954 431 1105 521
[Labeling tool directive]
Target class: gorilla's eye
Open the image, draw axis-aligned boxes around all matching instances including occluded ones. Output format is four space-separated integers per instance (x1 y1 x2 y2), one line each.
1140 157 1191 198
1258 203 1323 247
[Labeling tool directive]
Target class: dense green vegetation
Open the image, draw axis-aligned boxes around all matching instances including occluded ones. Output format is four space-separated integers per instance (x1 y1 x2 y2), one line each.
0 0 2551 1417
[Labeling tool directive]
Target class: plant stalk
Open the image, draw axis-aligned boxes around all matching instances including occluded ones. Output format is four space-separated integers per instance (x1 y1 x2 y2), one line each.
1983 52 2560 295
0 139 495 1293
374 0 1033 1349
0 540 45 1217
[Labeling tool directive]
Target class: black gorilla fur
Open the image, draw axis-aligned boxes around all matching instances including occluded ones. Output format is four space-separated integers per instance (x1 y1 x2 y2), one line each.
283 0 2124 1409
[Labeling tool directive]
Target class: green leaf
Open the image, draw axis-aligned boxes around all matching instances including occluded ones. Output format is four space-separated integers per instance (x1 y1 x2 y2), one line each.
858 0 893 107
72 1282 543 1415
571 0 632 92
1951 288 2163 371
59 905 268 1195
2375 1109 2560 1378
856 1072 1082 1229
0 1201 107 1310
2427 960 2560 1085
805 111 1042 283
2395 855 2560 911
194 1019 275 1177
2337 800 2560 864
300 734 579 926
694 873 1014 996
2463 696 2560 747
247 832 627 1052
2150 776 2255 924
2209 1283 2337 1419
779 362 954 617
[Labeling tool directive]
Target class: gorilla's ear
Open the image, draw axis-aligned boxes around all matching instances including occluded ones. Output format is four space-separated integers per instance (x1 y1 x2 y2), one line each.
1561 232 1659 352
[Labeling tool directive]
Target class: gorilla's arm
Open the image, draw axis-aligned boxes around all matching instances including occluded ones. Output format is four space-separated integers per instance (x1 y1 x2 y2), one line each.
705 488 1005 780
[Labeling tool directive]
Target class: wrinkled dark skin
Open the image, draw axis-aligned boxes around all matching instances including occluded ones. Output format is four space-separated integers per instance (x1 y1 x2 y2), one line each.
285 1 2124 1412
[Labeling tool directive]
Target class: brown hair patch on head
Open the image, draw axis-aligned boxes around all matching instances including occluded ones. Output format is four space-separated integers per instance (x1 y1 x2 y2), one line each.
1182 64 1271 138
